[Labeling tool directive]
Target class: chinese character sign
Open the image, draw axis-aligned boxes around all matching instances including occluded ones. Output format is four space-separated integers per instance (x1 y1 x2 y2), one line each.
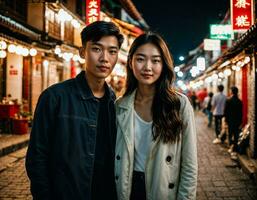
230 0 253 31
86 0 100 25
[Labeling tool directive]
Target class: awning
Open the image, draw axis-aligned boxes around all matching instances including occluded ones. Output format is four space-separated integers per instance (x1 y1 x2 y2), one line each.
118 0 149 29
112 18 144 36
0 13 41 40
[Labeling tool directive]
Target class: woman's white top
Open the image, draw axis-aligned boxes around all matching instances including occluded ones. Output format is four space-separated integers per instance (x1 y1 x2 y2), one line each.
133 109 153 172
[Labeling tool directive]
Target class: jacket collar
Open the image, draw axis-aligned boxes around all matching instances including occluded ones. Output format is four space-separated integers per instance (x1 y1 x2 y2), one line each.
116 90 137 109
75 70 115 101
116 90 137 152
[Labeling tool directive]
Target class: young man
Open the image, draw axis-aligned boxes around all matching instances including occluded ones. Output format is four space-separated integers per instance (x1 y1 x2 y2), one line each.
26 21 124 200
224 86 243 156
211 84 227 144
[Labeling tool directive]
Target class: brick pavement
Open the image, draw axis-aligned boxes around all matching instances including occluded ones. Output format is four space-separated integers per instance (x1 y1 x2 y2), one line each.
0 112 256 199
196 111 257 200
0 147 31 200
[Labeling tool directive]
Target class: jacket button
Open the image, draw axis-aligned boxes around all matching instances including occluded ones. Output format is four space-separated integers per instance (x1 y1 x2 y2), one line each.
166 155 172 162
116 155 120 160
115 175 119 180
168 183 175 189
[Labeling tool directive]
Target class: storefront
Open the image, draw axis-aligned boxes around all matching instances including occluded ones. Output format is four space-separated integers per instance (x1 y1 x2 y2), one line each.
190 22 257 158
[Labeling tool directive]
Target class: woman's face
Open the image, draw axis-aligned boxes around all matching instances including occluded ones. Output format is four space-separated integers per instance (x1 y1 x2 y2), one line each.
131 43 163 86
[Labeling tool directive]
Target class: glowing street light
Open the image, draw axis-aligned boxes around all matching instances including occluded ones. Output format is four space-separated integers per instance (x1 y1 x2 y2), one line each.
179 56 185 61
177 71 183 77
174 66 180 72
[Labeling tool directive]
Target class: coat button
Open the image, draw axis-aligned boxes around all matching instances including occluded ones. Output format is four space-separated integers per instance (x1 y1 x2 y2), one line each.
115 175 119 180
116 155 120 160
168 183 175 189
166 155 172 162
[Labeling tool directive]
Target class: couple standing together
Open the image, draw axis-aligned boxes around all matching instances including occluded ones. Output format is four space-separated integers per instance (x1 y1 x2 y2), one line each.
26 21 197 200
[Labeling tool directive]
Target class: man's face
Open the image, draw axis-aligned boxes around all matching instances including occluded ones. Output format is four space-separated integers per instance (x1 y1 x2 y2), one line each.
81 36 119 80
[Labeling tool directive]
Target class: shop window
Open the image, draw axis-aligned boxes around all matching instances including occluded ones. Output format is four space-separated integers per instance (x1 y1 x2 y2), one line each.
76 0 83 17
45 7 61 39
0 0 27 21
64 21 74 44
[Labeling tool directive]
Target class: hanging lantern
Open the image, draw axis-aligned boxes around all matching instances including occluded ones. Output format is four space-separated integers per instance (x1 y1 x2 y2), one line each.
0 50 7 58
8 44 16 53
72 55 80 61
29 48 37 56
0 41 7 50
224 69 232 76
16 45 23 55
21 47 29 57
54 46 61 55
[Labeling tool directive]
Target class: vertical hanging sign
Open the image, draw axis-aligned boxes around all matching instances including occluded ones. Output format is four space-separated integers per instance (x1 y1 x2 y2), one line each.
230 0 254 31
86 0 100 25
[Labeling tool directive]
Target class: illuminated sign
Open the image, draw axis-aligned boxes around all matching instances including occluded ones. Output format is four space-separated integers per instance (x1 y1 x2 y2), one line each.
204 39 221 51
230 0 254 31
86 0 101 25
210 24 234 40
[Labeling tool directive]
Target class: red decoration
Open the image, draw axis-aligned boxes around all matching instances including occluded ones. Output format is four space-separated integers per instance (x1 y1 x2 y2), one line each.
0 104 20 119
230 0 254 31
86 0 101 25
241 65 248 126
70 60 76 78
12 118 28 135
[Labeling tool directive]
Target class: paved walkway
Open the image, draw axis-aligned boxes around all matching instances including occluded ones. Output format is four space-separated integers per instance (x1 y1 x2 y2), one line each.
0 133 30 157
196 111 257 200
0 112 256 199
0 147 31 200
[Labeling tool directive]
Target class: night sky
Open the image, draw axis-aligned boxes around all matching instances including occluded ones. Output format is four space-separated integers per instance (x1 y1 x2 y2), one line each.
133 0 230 64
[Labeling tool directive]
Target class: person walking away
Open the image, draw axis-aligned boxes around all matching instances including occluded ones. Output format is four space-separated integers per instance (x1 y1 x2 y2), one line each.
224 86 242 157
115 32 197 200
25 21 124 200
212 84 227 144
203 92 213 127
197 88 208 110
190 91 198 110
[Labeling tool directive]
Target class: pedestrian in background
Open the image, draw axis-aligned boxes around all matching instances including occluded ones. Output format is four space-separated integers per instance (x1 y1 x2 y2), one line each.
197 87 208 110
115 32 197 200
26 21 124 200
203 92 213 127
224 86 243 156
212 84 227 144
190 91 198 110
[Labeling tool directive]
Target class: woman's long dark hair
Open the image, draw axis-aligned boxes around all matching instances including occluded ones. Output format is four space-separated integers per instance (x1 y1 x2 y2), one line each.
124 32 183 143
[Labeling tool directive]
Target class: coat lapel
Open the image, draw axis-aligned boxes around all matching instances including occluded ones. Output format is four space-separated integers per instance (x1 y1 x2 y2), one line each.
117 108 133 146
116 91 136 154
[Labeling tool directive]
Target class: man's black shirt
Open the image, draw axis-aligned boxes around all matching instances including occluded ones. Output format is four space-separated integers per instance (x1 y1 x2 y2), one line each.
91 93 116 200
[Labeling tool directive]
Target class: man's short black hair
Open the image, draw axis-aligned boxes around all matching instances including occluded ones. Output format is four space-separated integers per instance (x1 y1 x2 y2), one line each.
231 86 238 95
217 84 224 92
80 21 124 48
208 92 213 97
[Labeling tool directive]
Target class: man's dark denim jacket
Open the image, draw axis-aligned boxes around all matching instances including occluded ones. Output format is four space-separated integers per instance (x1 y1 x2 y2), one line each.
26 71 116 200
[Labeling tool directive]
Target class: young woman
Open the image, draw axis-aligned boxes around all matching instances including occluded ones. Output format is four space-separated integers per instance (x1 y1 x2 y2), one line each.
115 32 197 200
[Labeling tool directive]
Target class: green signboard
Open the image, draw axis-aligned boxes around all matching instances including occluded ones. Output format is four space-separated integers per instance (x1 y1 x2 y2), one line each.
210 24 233 40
